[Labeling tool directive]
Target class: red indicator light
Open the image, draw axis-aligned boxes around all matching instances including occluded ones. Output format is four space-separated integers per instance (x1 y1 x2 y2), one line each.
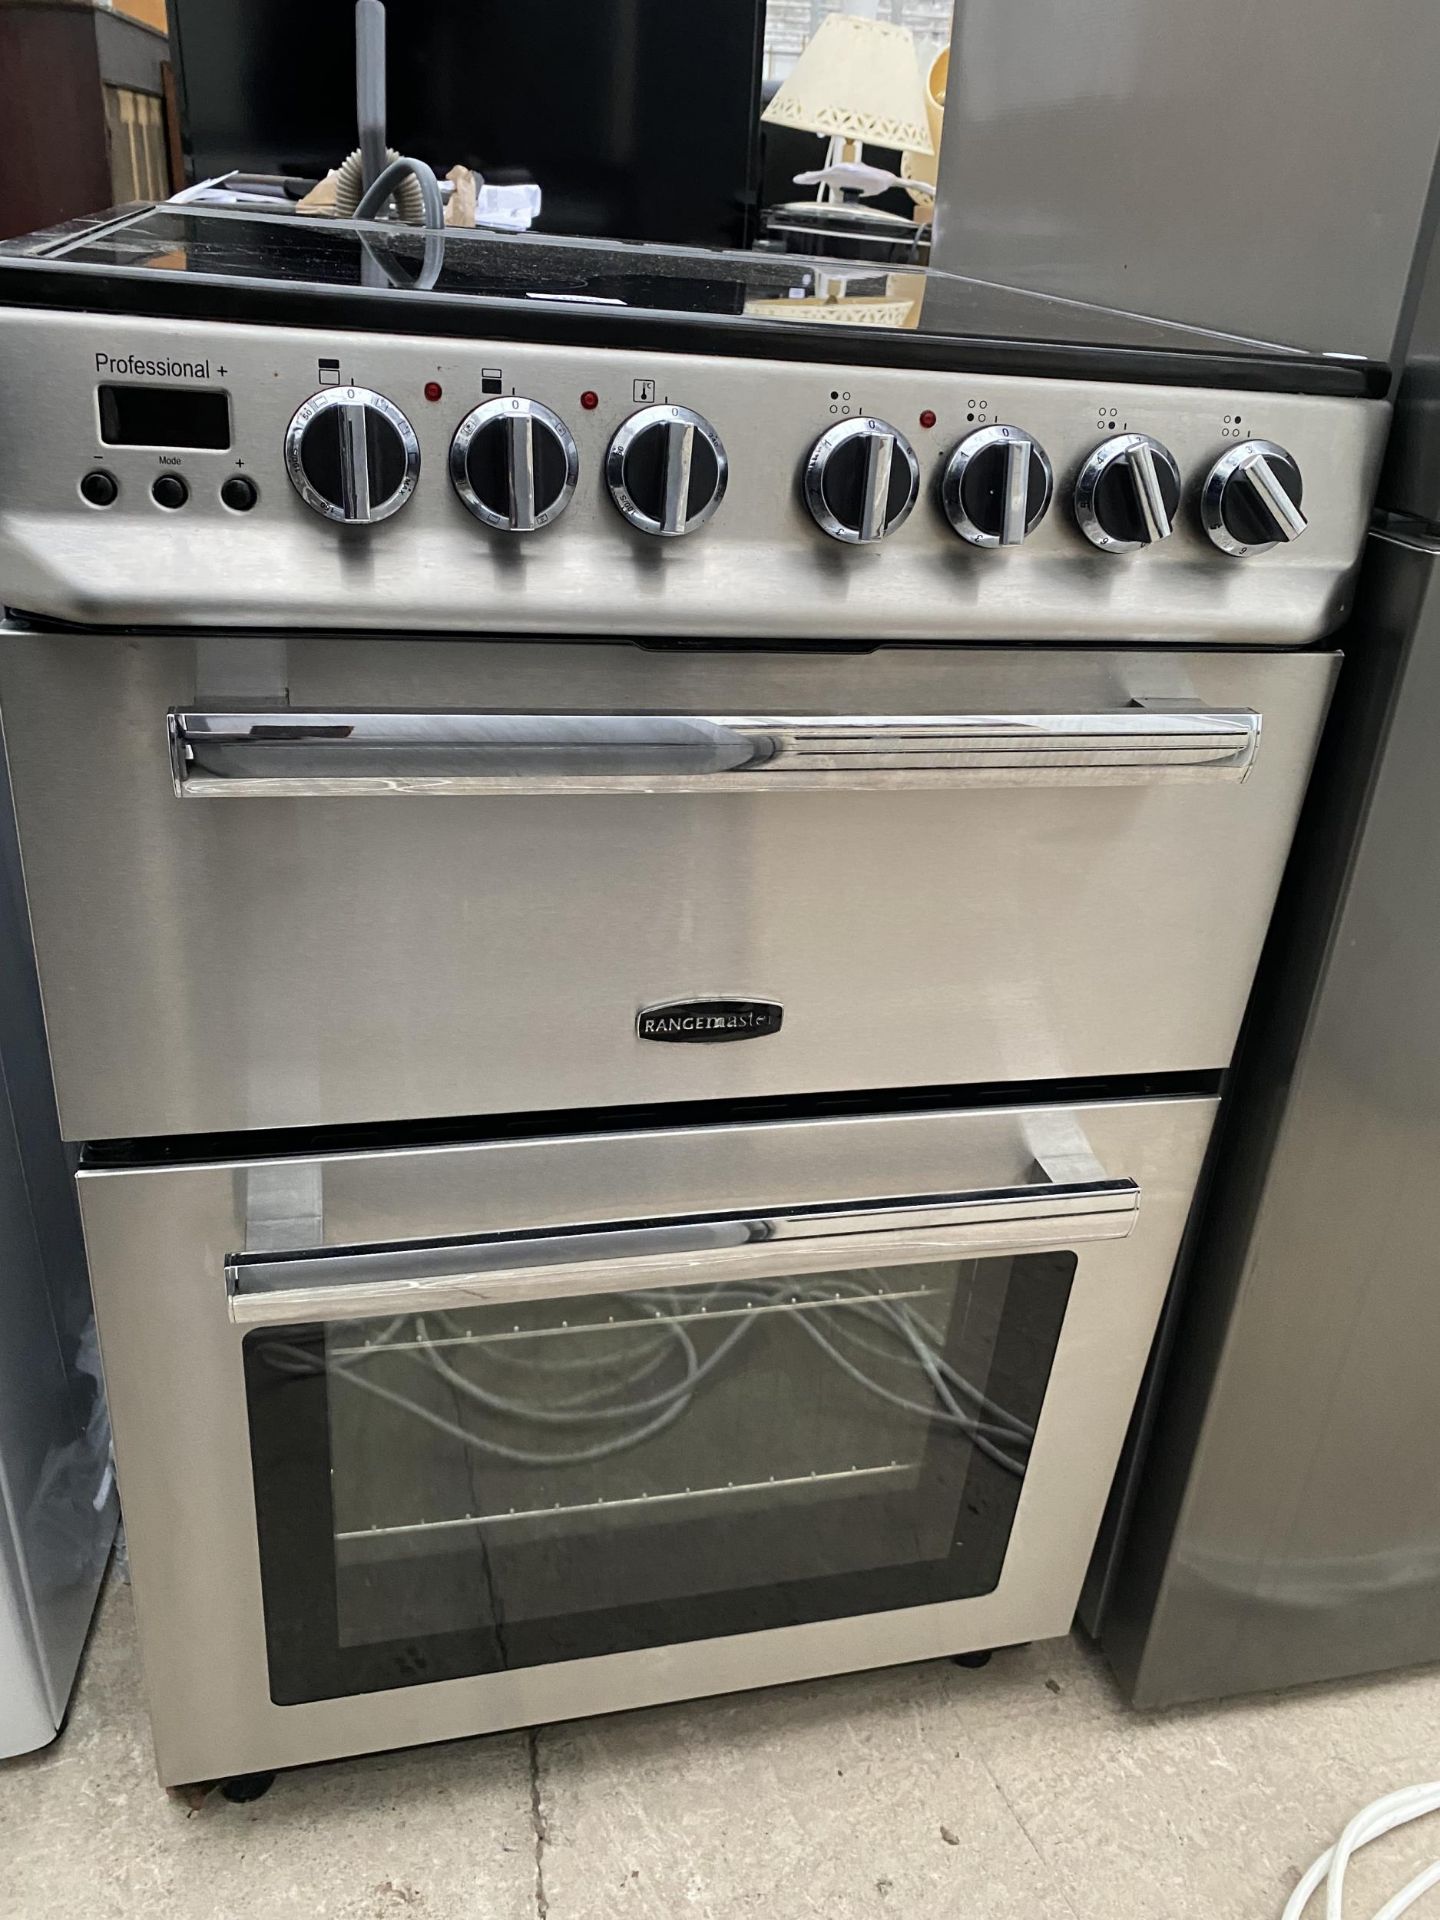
919 408 937 429
581 389 600 411
424 381 443 402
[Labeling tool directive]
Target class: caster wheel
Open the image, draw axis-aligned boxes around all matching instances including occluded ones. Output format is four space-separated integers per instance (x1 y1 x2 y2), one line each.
220 1770 276 1803
951 1649 993 1669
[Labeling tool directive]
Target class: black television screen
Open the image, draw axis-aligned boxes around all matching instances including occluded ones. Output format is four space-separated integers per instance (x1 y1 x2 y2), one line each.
171 0 765 251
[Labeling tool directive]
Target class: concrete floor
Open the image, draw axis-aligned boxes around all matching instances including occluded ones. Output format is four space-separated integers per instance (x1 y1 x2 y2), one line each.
5 1581 1440 1919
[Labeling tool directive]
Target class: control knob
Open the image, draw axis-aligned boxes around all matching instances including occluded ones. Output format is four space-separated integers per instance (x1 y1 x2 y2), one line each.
450 396 579 532
804 417 919 544
605 404 728 536
1074 433 1182 553
285 386 419 524
941 424 1053 547
1201 440 1307 556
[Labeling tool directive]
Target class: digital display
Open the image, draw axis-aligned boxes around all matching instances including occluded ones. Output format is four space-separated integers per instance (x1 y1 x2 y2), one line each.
97 385 231 450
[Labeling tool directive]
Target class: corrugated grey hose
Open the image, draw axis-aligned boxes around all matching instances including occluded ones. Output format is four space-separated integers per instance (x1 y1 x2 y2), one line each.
333 147 425 224
339 151 446 293
353 155 444 232
341 0 445 290
354 0 389 195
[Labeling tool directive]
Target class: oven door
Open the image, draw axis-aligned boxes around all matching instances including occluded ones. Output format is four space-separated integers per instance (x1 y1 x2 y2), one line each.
0 629 1331 1141
77 1093 1215 1784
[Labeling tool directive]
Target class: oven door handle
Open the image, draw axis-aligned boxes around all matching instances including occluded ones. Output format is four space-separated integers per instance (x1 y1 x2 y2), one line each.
171 705 1259 796
226 1171 1141 1325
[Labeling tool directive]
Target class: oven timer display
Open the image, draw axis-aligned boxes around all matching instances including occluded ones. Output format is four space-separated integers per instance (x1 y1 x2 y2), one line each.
97 384 231 451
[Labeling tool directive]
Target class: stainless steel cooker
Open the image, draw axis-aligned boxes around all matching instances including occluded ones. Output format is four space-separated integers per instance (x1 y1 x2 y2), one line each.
0 206 1390 1785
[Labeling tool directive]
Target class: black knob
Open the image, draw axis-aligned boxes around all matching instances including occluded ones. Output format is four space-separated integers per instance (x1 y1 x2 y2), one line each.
80 469 118 507
1075 434 1182 553
450 397 579 532
605 404 728 536
284 386 420 524
1201 441 1307 556
221 475 259 513
804 417 920 544
151 474 189 510
941 425 1053 547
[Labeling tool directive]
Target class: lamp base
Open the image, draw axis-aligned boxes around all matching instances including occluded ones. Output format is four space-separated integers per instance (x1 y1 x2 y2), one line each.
761 199 927 265
776 200 915 228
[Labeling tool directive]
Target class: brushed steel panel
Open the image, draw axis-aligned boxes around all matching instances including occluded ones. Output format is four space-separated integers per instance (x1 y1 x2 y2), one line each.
930 0 1440 361
1100 533 1440 1706
0 634 1336 1140
74 1093 1216 1783
0 309 1388 643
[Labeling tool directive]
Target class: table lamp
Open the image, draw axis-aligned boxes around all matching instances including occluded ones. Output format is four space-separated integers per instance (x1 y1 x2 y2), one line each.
762 12 934 216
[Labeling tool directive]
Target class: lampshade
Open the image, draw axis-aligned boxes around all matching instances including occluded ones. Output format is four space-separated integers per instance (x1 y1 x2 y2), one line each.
901 43 948 206
763 13 934 157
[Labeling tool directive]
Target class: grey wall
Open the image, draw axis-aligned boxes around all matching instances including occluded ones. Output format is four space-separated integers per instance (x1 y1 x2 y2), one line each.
931 0 1440 360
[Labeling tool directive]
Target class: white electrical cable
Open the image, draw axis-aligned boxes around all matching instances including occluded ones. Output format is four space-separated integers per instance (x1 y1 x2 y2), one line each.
414 1276 1034 1471
263 1276 1037 1477
1283 1782 1440 1920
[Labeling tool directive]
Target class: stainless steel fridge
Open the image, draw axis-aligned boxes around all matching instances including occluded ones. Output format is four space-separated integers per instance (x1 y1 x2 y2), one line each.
1089 212 1440 1706
0 778 116 1757
931 0 1440 361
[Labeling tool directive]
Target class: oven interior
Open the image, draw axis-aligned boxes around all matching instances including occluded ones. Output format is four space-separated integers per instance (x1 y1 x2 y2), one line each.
244 1247 1075 1702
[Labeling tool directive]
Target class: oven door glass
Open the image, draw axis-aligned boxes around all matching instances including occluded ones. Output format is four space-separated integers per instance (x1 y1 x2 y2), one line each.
243 1246 1076 1704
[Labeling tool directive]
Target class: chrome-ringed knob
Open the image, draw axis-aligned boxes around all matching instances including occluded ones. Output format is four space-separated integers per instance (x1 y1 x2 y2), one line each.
804 416 920 544
941 424 1054 547
1075 433 1182 553
449 396 579 532
284 385 420 525
605 404 728 537
1201 440 1307 556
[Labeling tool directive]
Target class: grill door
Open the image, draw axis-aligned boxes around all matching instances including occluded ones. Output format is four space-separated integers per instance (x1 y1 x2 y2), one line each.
0 632 1333 1139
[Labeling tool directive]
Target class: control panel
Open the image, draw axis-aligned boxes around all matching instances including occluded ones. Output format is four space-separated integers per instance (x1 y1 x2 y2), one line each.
270 390 1308 561
0 308 1389 643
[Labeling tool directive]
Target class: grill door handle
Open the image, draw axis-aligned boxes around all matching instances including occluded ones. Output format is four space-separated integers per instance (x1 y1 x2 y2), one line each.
171 705 1259 797
227 1170 1141 1325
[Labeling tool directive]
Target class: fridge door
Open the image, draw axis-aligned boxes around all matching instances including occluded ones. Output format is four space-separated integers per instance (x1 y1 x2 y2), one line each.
1377 204 1440 523
1099 530 1440 1705
0 781 115 1758
0 1525 54 1757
